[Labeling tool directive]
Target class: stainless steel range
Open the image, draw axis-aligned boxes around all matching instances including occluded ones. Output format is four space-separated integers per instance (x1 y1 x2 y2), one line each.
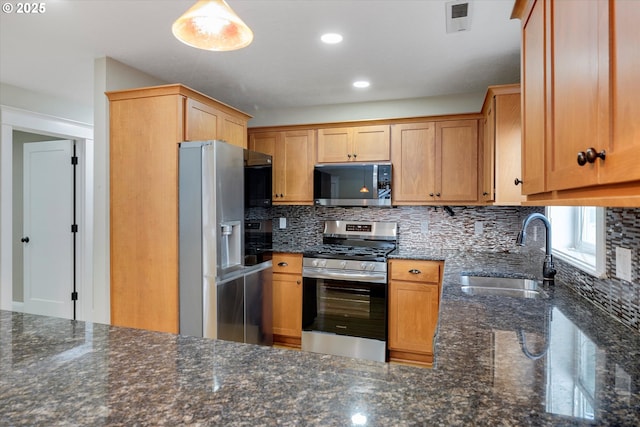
301 220 397 362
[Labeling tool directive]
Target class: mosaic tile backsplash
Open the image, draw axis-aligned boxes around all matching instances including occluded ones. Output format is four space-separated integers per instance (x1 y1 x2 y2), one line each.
248 205 640 334
555 208 640 333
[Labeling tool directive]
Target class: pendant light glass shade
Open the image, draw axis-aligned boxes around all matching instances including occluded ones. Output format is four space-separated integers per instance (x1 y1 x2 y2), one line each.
172 0 253 51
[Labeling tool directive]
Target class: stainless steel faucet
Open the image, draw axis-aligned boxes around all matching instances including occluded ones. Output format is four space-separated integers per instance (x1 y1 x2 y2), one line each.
516 213 557 282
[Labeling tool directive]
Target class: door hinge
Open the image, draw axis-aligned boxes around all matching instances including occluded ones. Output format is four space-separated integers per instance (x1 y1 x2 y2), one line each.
71 224 78 233
71 291 78 301
71 156 78 165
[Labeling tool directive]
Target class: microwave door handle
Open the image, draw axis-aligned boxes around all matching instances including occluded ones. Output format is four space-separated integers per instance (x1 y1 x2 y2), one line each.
373 164 379 195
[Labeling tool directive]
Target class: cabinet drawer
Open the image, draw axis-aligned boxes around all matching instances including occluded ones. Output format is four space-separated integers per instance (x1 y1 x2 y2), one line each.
389 259 441 283
272 253 303 274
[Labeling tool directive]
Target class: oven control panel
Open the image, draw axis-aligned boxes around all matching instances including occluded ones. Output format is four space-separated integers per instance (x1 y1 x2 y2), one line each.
345 224 372 233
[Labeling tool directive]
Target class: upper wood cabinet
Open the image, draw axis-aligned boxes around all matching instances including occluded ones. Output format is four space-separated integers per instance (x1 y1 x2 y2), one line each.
520 0 546 196
219 111 248 149
184 95 248 148
249 129 315 205
106 84 250 334
482 85 525 205
436 120 479 203
317 125 390 163
185 98 219 142
391 119 479 205
482 94 496 202
515 0 640 206
391 122 436 204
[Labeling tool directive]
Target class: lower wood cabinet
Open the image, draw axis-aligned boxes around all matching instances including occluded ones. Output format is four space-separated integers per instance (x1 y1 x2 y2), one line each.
388 259 443 366
272 253 303 347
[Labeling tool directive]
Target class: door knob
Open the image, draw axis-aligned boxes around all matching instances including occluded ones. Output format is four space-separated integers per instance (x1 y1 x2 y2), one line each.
21 237 29 243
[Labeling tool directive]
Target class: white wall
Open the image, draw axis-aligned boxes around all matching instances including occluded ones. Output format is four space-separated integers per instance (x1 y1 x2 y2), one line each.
92 57 166 324
247 91 486 127
0 83 93 125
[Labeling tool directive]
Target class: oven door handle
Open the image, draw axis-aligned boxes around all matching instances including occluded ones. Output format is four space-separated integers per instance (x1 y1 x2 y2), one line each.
303 268 387 284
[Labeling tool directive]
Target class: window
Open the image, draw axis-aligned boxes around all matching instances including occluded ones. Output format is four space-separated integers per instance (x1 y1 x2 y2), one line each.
546 206 606 278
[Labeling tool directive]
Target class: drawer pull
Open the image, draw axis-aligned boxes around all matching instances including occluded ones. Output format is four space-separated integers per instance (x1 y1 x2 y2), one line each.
408 269 421 274
277 262 288 267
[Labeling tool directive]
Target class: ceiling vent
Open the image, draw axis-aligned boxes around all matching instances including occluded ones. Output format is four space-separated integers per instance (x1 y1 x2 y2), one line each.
445 0 472 33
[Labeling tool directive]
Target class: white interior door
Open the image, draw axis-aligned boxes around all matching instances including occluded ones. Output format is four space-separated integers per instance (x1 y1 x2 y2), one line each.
23 140 74 319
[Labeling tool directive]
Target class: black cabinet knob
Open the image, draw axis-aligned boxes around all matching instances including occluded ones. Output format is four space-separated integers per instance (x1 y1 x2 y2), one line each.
429 193 434 197
585 147 606 163
435 192 441 197
514 178 523 186
21 237 29 243
577 151 587 166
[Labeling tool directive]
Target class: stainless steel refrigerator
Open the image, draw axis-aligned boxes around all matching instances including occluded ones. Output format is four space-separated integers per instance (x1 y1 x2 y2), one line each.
178 140 273 346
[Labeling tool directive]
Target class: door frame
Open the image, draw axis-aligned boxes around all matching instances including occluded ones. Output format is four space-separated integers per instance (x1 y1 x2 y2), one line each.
1 106 94 321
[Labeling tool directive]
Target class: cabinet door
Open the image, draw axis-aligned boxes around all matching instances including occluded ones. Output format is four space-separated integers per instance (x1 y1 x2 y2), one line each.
277 130 315 203
219 112 247 148
317 127 351 162
272 273 302 338
249 132 278 198
353 125 390 161
482 97 496 202
185 98 218 141
602 0 640 185
391 122 436 203
547 0 604 191
494 93 525 204
521 0 546 195
436 120 479 202
388 281 439 354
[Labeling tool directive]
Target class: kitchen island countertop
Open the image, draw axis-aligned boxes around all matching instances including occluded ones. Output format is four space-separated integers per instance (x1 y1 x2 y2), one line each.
1 250 638 426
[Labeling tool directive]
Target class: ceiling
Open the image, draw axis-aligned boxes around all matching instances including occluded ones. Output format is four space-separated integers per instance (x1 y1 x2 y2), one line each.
0 0 521 116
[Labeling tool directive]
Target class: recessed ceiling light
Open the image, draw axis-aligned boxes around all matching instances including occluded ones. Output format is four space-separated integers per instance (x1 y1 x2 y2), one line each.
353 81 370 89
321 33 343 44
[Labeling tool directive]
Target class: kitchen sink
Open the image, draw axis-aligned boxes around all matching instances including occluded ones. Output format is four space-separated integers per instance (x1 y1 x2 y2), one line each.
460 275 547 299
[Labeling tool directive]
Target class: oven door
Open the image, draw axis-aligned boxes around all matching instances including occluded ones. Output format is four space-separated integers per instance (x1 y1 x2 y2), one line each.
302 276 386 341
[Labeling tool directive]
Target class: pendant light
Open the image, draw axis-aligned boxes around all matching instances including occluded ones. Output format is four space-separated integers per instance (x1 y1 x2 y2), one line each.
360 167 370 193
172 0 253 51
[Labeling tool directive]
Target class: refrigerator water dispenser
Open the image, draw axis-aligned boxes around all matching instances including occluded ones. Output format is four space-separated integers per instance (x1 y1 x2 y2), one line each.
220 220 242 269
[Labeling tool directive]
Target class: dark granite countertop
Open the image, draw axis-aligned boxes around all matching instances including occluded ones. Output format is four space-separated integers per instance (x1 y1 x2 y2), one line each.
1 251 639 426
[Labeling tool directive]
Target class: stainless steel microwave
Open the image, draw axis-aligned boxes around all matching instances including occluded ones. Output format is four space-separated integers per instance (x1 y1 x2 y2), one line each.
313 163 392 207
